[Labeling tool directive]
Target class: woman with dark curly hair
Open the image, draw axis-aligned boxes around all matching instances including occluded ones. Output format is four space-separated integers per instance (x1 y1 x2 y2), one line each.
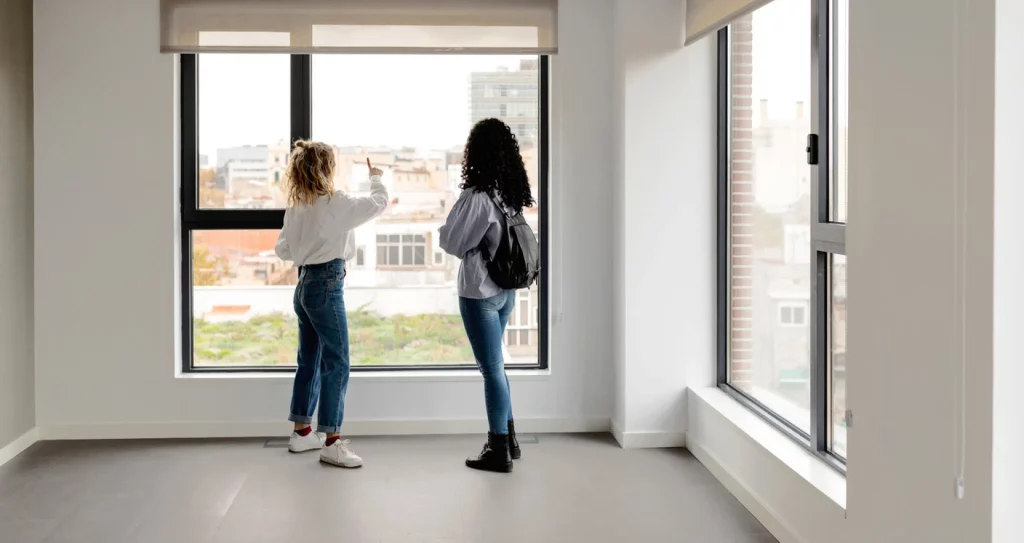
439 118 535 473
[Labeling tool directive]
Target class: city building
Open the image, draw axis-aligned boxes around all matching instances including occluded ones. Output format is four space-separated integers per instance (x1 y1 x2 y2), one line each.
470 59 540 146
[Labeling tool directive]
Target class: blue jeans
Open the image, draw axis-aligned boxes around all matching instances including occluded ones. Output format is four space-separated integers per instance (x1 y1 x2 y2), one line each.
459 291 516 435
288 259 350 434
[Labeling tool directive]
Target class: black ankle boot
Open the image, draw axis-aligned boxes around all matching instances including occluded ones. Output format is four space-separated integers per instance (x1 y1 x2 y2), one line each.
508 420 521 460
466 432 513 473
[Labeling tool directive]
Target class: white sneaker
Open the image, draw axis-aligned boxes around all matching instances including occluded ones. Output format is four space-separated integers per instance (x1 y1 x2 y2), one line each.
320 439 363 468
288 431 325 453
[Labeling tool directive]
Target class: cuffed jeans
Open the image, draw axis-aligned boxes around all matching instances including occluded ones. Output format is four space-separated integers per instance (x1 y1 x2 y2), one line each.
459 291 516 435
288 259 350 434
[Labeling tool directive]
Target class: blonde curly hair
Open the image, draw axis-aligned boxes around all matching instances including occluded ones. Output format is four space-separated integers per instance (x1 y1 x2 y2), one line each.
285 140 336 206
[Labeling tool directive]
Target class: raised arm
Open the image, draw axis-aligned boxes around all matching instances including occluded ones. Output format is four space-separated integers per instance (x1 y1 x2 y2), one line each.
439 190 495 258
333 174 389 230
333 158 389 230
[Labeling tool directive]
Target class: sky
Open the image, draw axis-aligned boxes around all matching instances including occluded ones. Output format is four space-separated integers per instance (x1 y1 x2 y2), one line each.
198 54 534 163
749 0 849 127
197 0 847 162
751 0 812 127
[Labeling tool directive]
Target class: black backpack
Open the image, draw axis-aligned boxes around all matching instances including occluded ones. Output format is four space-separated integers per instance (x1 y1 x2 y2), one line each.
486 193 541 290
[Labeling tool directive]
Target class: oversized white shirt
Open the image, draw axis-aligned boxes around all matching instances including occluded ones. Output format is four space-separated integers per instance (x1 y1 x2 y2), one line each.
275 176 389 266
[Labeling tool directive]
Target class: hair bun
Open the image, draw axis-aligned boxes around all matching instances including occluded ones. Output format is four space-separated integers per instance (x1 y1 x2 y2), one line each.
295 140 308 149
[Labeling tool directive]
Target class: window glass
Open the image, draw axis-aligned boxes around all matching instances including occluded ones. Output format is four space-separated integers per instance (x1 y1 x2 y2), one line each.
830 254 848 457
832 0 849 223
310 54 542 366
727 0 813 433
197 55 289 210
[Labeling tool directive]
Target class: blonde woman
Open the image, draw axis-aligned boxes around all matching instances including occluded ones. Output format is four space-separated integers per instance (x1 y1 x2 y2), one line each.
275 141 388 468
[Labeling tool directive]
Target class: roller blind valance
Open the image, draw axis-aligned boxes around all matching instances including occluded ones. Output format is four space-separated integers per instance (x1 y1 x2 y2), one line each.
160 0 558 54
685 0 774 46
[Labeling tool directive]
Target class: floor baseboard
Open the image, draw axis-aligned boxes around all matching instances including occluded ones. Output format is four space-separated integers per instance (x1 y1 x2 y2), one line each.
611 418 625 446
686 434 806 543
610 420 685 449
0 427 40 468
39 417 611 441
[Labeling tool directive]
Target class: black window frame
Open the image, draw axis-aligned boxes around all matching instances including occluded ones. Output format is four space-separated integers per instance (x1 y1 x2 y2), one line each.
179 54 550 374
716 0 847 471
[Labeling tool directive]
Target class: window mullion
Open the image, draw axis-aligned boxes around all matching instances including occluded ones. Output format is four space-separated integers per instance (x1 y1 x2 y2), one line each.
716 28 731 387
180 54 199 220
291 54 312 145
809 0 831 453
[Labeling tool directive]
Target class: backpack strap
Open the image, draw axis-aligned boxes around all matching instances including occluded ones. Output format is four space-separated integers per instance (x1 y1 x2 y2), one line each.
487 191 516 220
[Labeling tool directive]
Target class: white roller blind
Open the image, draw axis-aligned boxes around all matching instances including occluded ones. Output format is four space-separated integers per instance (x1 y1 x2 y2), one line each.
161 0 558 54
685 0 774 46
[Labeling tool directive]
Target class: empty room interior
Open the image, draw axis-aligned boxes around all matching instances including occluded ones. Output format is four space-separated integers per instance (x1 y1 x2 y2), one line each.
2 0 1024 541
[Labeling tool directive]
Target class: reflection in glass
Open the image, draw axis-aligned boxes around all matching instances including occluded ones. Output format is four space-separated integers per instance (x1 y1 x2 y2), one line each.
830 254 848 457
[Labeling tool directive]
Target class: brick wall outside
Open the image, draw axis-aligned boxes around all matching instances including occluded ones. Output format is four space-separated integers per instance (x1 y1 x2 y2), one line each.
729 15 755 389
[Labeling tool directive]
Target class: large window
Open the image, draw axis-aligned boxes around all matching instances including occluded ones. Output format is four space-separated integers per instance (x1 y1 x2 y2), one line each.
717 0 848 466
180 55 549 372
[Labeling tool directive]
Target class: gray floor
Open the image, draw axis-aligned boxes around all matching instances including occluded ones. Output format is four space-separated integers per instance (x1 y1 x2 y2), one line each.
0 434 775 543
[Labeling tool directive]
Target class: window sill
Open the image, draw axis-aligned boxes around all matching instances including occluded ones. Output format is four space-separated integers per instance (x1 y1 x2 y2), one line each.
177 368 552 383
689 386 847 510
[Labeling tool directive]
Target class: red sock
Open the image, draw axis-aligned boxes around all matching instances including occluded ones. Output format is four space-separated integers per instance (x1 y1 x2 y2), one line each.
325 435 340 447
295 426 312 437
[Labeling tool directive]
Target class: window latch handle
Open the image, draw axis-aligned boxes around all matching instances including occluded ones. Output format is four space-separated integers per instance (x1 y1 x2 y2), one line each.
806 134 819 165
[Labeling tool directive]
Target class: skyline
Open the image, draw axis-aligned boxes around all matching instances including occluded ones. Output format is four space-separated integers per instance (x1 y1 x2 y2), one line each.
199 54 538 164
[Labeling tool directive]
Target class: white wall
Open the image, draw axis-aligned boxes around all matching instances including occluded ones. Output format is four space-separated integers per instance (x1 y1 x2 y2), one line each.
0 0 35 450
611 0 717 445
846 0 994 540
33 0 615 436
991 0 1024 539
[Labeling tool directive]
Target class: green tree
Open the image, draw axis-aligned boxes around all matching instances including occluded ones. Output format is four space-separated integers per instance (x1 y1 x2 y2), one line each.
193 245 229 286
198 168 226 208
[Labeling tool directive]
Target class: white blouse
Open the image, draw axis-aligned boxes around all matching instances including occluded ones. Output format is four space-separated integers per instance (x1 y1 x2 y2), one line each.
275 176 389 267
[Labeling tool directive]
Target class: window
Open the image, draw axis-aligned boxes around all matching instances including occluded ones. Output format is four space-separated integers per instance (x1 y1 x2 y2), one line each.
376 234 427 267
504 288 538 351
181 54 549 372
717 0 848 468
778 302 808 326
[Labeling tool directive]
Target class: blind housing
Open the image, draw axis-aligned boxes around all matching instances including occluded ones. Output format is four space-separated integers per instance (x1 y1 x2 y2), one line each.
685 0 775 46
161 0 558 54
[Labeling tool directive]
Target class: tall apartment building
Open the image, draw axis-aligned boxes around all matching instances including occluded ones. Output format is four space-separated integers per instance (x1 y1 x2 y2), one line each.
469 59 540 147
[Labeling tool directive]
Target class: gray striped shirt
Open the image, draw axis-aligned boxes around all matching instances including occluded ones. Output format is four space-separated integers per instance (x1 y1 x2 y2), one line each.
438 188 511 299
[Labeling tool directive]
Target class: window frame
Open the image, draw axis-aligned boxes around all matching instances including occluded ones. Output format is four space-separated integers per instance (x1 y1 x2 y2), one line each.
375 234 428 268
179 54 551 374
715 0 847 471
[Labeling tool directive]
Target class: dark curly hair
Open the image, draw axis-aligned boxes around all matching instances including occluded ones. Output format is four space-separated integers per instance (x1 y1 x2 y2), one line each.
460 118 535 213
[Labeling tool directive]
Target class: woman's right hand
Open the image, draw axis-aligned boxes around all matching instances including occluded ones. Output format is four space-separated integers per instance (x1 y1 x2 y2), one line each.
367 158 383 178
